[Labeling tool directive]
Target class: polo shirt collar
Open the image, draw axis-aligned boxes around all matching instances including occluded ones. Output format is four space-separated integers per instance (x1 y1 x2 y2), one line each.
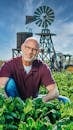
31 60 39 72
20 56 39 72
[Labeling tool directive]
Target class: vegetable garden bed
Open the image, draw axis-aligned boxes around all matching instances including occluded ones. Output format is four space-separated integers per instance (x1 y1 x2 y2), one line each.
0 71 73 130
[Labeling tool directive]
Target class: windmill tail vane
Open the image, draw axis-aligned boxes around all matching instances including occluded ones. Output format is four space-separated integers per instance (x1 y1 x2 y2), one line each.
25 16 36 24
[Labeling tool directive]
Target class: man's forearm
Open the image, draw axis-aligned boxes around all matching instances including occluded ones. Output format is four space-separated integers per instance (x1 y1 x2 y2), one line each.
42 88 59 102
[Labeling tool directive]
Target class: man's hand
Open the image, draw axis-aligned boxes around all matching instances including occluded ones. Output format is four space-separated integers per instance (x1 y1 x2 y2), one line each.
0 77 9 88
42 84 59 102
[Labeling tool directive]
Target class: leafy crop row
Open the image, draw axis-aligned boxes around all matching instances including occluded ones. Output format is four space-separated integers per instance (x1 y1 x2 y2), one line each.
0 71 73 130
0 94 60 130
53 71 73 101
0 94 73 130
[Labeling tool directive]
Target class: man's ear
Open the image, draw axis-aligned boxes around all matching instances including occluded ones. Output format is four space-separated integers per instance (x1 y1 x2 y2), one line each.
37 49 41 54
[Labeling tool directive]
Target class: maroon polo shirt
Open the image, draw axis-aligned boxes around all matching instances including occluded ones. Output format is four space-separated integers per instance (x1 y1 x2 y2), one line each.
0 56 55 99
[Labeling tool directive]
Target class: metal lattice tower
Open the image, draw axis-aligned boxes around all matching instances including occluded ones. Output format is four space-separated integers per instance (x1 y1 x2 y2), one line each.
36 29 56 62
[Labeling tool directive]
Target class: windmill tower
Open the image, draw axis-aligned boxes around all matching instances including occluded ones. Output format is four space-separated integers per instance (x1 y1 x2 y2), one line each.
25 5 57 67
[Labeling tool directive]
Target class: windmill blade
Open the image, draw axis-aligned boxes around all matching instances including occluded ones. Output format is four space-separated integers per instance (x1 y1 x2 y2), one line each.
45 20 49 27
47 8 53 13
34 15 40 20
45 6 49 13
42 21 46 28
34 9 41 16
48 18 54 22
43 6 47 12
47 8 54 16
48 13 54 18
48 13 55 18
38 20 42 27
39 6 44 14
36 7 43 15
35 19 42 26
47 19 52 25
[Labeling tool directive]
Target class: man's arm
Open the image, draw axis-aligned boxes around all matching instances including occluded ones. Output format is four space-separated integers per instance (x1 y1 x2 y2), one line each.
42 84 59 102
0 77 9 88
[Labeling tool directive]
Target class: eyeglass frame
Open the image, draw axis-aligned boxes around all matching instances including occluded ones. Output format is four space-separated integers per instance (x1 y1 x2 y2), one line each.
24 45 39 53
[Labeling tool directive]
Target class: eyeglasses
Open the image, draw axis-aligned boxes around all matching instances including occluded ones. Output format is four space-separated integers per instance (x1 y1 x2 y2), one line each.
24 45 38 53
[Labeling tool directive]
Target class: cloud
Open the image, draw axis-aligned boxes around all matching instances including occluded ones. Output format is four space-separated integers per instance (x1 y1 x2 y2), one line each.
60 22 73 35
24 0 34 15
0 0 73 60
53 22 73 55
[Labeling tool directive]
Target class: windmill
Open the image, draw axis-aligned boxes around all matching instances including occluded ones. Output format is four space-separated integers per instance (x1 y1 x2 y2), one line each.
25 5 58 69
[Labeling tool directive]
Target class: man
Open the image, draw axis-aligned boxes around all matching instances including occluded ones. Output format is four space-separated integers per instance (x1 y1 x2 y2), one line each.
0 37 69 103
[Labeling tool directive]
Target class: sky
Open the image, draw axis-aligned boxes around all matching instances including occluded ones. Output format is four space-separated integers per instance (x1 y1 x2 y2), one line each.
0 0 73 60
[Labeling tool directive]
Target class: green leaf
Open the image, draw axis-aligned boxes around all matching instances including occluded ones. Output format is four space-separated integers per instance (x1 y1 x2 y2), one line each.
18 121 29 130
23 99 33 114
0 125 3 130
26 117 35 128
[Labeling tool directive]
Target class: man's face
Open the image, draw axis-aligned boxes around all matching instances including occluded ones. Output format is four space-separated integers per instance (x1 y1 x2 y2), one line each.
21 39 39 62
